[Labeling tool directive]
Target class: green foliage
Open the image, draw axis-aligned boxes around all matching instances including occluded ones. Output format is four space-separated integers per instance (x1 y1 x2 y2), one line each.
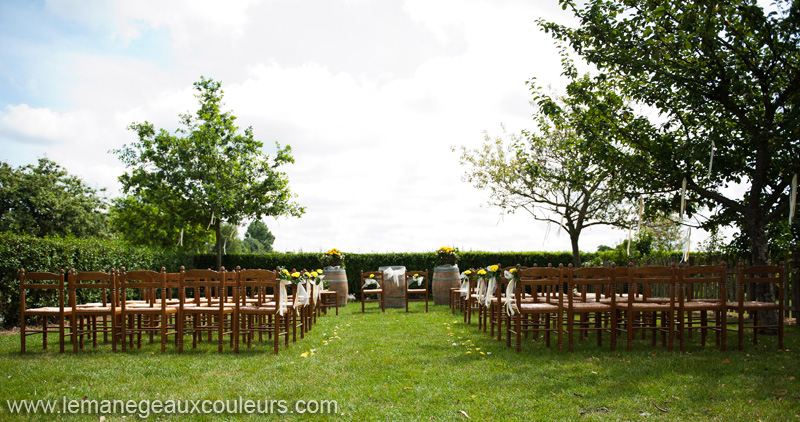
457 84 632 267
193 251 583 297
540 0 800 265
108 195 211 251
0 159 109 238
0 233 189 327
114 76 304 269
243 220 275 253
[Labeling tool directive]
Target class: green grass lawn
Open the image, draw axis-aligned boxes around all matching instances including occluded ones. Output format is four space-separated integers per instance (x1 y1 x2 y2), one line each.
1 303 798 421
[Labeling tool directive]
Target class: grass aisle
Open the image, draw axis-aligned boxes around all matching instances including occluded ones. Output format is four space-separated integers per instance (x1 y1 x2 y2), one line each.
0 303 798 421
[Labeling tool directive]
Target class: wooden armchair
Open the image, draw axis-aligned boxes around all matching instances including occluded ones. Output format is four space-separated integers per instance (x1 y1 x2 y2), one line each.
19 269 70 353
404 270 429 312
360 271 385 313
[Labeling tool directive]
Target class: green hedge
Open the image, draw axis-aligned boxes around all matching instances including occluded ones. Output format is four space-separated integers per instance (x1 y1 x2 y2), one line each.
1 234 615 328
0 234 190 327
194 250 586 301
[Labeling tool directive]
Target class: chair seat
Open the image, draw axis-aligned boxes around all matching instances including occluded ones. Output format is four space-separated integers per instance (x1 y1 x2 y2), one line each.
239 305 277 313
182 305 234 313
407 288 427 293
569 302 613 311
74 307 121 314
24 307 72 315
363 289 383 294
619 302 672 311
76 302 105 307
519 303 559 311
123 306 178 314
727 301 780 310
680 301 724 310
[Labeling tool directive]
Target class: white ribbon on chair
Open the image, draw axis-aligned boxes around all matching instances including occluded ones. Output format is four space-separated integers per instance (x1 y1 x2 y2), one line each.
314 275 325 305
409 275 424 288
294 280 309 309
476 277 487 306
482 276 497 307
363 277 380 289
383 268 405 287
278 279 292 316
504 270 519 316
459 272 470 298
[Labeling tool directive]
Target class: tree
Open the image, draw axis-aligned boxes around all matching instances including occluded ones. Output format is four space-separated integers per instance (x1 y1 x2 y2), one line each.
541 0 800 326
0 158 109 238
115 77 304 269
108 195 211 251
243 220 275 253
457 93 631 267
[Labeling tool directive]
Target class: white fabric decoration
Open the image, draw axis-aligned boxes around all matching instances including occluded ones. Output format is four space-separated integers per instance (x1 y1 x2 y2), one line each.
680 178 687 217
482 276 497 307
707 140 715 178
504 278 519 316
278 279 292 316
206 212 215 231
683 228 692 262
626 228 632 255
790 174 797 225
383 268 405 287
294 281 309 309
459 271 470 298
362 277 380 289
409 275 424 288
476 278 487 305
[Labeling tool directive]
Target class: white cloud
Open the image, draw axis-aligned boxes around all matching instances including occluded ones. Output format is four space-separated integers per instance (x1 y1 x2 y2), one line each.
2 0 682 255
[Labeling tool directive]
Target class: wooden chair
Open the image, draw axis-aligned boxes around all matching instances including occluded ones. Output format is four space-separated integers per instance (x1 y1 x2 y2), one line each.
119 268 178 352
19 269 71 353
463 270 481 325
404 270 429 312
68 269 121 352
508 265 564 352
676 263 727 352
319 291 339 315
360 271 385 313
729 262 785 350
566 265 617 352
489 266 523 342
178 267 234 353
616 264 677 351
234 268 287 354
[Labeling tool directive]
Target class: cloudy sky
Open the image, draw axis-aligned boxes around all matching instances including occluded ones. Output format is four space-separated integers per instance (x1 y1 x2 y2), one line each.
0 0 709 253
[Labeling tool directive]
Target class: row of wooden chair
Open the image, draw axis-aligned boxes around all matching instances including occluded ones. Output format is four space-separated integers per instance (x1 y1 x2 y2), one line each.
359 270 429 313
19 266 339 355
453 262 785 353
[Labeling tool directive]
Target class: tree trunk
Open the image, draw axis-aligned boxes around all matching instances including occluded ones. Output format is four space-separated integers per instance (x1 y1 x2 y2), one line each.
569 232 581 268
746 219 779 332
215 219 223 270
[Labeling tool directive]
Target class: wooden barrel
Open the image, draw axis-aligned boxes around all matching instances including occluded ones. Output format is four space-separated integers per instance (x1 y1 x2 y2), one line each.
379 265 406 308
432 265 460 305
324 267 348 307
